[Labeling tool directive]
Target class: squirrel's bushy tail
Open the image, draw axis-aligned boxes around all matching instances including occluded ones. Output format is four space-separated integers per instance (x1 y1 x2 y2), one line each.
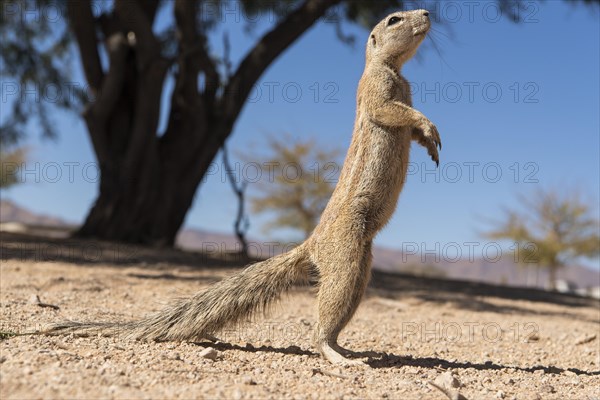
41 246 310 341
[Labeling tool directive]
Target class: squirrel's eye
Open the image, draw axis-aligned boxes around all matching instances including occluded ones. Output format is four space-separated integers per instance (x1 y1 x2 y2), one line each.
388 16 403 26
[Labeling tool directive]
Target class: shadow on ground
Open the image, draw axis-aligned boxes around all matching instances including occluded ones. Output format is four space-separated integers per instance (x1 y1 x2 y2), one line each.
370 270 599 311
2 232 598 312
191 341 600 376
0 232 252 270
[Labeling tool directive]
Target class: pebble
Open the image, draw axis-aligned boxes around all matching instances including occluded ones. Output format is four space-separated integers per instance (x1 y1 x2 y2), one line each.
28 294 41 304
525 333 540 342
404 366 420 374
199 347 218 361
541 385 556 393
434 371 461 388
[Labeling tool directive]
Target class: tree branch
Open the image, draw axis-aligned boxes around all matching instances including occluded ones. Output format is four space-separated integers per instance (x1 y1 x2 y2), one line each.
90 34 130 122
114 0 160 71
222 142 250 257
122 54 169 180
174 0 219 100
137 0 160 21
83 33 130 168
218 0 342 133
67 0 104 92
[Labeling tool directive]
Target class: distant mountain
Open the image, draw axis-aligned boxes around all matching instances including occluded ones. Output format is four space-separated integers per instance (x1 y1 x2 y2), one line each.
374 247 600 290
1 200 598 290
0 200 72 227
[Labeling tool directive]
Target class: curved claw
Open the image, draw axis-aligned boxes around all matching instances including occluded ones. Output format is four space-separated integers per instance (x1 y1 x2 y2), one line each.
428 126 441 166
414 122 442 167
430 151 440 167
318 342 369 367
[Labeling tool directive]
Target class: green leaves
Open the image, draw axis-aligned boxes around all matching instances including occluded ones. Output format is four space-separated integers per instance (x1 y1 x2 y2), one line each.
0 0 76 145
486 188 600 286
0 146 27 188
250 135 341 239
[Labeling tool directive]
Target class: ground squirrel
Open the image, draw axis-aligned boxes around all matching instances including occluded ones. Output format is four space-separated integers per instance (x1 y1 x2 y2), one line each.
43 9 441 366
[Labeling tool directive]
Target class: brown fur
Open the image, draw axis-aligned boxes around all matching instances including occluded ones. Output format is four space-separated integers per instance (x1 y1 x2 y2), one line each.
41 10 441 366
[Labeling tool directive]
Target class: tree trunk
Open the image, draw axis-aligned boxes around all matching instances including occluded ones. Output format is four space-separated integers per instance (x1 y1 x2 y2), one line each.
68 0 341 246
547 265 558 291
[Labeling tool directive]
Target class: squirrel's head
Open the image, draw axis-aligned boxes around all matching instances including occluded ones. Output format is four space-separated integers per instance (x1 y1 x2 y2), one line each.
366 9 430 68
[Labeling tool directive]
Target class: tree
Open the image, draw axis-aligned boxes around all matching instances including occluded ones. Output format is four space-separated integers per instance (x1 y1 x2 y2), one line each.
222 142 250 258
0 147 26 189
486 189 600 290
2 0 598 246
250 136 340 239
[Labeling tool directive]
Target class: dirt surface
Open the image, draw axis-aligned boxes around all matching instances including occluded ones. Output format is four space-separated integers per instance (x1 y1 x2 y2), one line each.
1 233 599 399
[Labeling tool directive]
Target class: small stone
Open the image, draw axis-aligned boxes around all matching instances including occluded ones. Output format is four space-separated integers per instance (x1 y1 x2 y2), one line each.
434 371 461 388
496 390 505 399
241 375 256 385
404 366 420 374
541 385 556 393
525 333 540 342
199 347 218 361
29 294 41 305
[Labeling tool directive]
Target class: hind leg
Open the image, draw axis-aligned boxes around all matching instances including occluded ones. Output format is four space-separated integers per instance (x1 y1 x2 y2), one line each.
313 243 372 365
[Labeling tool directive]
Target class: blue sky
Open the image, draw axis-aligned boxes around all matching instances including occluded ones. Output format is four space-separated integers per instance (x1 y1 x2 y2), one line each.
2 1 599 268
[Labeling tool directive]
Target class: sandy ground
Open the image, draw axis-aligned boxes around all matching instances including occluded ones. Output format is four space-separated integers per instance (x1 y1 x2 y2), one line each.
0 233 599 399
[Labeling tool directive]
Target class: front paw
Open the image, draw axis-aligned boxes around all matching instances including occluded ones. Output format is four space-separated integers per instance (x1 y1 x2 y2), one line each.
414 123 442 166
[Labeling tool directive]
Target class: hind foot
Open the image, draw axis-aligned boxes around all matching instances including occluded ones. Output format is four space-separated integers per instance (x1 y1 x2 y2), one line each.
318 342 368 367
330 342 362 358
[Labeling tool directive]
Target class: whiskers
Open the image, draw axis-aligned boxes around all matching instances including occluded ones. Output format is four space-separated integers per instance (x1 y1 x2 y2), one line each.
426 27 457 74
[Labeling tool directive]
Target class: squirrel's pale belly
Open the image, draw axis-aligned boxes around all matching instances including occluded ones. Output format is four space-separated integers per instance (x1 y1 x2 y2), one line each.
354 124 411 234
313 122 411 241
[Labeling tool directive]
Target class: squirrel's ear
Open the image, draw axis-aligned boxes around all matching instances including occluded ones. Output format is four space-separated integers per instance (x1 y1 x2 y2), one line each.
370 34 376 47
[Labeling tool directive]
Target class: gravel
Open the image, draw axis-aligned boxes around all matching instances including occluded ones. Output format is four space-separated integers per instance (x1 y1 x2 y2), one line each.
1 237 598 399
